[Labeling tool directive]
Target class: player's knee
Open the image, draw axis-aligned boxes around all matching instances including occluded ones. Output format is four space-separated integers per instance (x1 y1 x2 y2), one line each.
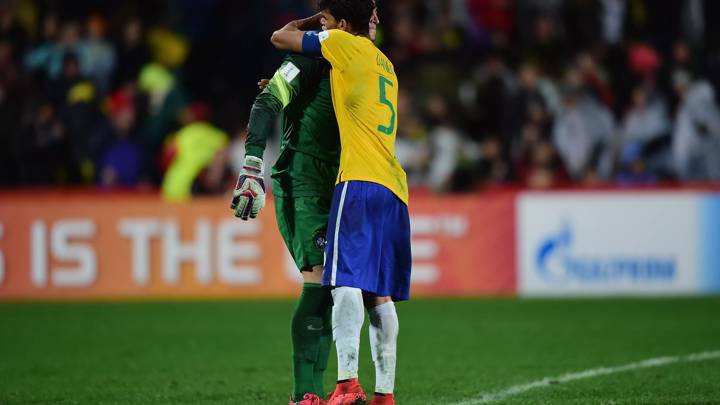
301 265 324 283
364 294 392 309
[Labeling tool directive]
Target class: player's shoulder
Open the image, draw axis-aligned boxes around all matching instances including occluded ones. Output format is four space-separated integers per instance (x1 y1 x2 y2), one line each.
279 53 324 81
319 29 353 43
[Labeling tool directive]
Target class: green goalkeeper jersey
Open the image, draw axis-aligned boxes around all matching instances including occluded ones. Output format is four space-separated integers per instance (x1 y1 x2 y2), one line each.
245 54 340 198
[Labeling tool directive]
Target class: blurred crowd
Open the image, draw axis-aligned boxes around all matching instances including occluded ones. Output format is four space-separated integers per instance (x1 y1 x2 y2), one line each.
385 0 720 191
1 0 720 197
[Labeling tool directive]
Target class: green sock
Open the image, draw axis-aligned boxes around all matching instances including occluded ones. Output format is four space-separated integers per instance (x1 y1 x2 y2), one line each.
291 283 332 399
313 301 333 395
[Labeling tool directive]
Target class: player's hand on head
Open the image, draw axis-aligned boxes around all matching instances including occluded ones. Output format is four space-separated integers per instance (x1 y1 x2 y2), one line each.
258 79 270 90
230 156 266 221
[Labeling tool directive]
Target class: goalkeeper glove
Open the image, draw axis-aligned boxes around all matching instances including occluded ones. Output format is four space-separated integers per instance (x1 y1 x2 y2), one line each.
231 156 266 220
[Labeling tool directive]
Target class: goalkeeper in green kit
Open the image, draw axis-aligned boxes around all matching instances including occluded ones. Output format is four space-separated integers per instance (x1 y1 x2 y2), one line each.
230 7 380 404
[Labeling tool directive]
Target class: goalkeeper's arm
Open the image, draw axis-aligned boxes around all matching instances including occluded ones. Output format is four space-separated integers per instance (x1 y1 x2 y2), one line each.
245 55 304 158
230 76 284 220
244 91 283 159
232 55 308 219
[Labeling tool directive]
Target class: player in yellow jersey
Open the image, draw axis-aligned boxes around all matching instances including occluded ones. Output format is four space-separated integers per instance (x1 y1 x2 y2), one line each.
272 1 410 404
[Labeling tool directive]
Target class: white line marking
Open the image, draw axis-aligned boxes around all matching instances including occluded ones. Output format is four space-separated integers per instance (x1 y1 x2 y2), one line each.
331 182 349 286
451 350 720 405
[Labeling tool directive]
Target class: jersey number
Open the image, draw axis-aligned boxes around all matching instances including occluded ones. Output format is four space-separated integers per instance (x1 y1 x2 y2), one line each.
377 76 396 135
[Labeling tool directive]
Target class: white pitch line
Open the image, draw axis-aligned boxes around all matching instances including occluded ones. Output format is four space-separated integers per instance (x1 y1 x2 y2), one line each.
451 350 720 405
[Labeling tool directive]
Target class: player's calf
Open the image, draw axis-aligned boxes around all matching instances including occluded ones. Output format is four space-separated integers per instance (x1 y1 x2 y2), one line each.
368 300 398 398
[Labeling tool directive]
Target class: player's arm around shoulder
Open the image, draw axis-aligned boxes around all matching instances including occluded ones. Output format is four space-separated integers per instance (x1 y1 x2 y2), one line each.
270 13 323 53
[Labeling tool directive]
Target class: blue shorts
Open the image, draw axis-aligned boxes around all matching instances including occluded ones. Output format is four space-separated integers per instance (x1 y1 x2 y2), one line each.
323 181 412 301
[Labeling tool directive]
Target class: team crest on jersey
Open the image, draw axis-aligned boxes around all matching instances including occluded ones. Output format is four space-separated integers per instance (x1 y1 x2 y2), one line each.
313 229 327 251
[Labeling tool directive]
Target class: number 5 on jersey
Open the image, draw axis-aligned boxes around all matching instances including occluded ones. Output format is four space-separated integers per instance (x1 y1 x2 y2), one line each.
378 75 396 135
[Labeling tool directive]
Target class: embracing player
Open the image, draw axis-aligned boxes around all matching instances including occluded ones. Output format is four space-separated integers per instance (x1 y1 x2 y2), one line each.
271 1 410 404
230 2 386 405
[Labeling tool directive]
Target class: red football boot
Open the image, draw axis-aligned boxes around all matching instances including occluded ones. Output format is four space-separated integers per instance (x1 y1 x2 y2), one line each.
290 393 326 405
326 379 367 405
369 393 394 405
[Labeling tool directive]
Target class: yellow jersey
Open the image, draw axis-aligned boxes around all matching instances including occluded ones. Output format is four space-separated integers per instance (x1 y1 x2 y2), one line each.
318 29 409 205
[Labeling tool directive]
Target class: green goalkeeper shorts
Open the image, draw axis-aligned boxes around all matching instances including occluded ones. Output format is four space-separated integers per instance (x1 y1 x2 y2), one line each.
274 195 332 271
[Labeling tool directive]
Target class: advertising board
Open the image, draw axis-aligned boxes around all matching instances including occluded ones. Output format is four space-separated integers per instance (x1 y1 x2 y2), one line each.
517 192 719 296
0 192 516 300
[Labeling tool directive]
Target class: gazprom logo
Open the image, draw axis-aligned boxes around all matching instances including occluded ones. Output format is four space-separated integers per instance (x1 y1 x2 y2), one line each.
535 223 677 283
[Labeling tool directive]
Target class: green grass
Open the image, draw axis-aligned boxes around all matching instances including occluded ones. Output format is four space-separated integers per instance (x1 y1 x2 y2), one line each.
1 298 719 404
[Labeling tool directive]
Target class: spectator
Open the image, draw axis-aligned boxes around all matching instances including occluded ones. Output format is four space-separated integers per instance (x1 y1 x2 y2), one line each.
553 74 616 181
659 40 696 111
599 0 626 46
137 62 188 168
424 96 463 192
54 61 101 184
0 7 29 62
516 140 570 189
25 21 83 81
79 15 115 94
97 91 146 188
516 0 564 46
671 70 720 180
113 17 150 89
146 27 188 69
627 41 661 83
19 102 70 185
507 61 557 143
161 106 229 201
621 85 670 145
466 0 515 50
395 88 430 186
462 55 516 142
476 136 511 186
46 52 82 107
523 14 566 78
576 51 614 109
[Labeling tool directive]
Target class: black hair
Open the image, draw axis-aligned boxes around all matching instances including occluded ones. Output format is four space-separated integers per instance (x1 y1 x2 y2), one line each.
317 0 374 36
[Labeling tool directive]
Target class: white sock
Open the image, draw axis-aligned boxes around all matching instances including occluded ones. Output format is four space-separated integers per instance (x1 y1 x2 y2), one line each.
331 287 364 381
368 301 398 394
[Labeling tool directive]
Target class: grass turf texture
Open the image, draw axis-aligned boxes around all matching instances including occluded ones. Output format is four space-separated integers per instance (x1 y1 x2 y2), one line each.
1 298 719 404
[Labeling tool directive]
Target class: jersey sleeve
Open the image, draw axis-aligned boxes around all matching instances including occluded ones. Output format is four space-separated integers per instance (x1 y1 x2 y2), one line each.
301 31 322 55
245 56 316 158
318 29 355 71
265 57 307 108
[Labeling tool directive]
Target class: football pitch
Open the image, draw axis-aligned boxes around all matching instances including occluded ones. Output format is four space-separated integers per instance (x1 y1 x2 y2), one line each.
1 297 719 404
